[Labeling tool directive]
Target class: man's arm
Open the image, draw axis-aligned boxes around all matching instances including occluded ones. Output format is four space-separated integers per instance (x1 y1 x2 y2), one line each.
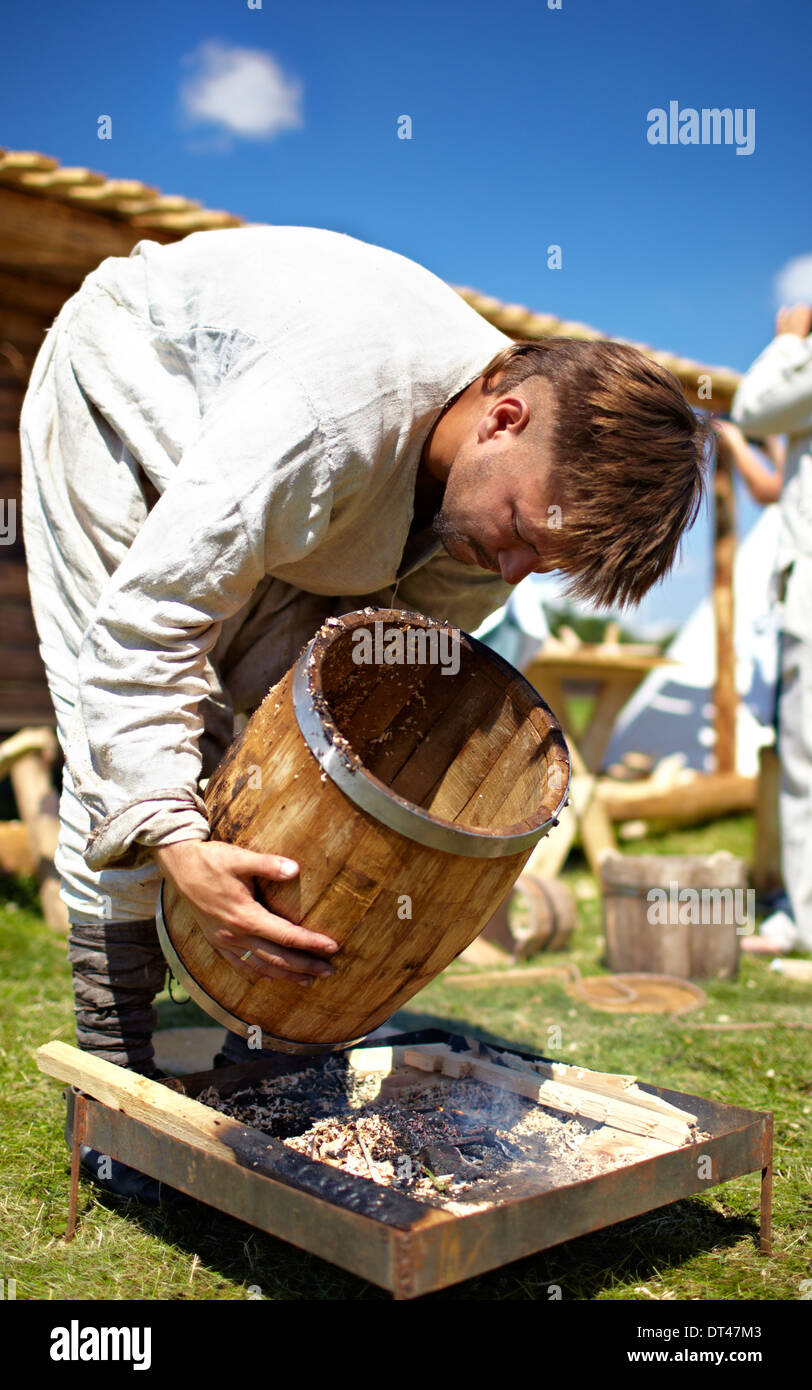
713 419 784 505
731 305 812 439
69 347 339 978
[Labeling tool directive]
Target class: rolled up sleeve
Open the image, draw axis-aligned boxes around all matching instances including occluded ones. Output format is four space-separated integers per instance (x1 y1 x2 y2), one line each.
71 347 335 870
731 334 812 439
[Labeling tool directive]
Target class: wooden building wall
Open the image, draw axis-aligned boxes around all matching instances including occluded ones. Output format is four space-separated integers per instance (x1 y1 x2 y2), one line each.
0 186 177 730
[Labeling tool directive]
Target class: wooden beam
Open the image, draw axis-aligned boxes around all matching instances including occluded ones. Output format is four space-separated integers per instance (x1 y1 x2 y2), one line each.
597 770 756 826
37 1040 254 1160
712 433 737 773
0 268 71 317
0 185 176 287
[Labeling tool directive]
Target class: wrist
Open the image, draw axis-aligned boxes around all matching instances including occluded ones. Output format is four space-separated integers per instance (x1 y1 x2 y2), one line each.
153 837 207 871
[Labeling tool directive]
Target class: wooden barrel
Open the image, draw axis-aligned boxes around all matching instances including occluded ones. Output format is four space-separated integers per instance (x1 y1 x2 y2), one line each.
601 851 748 980
158 607 570 1051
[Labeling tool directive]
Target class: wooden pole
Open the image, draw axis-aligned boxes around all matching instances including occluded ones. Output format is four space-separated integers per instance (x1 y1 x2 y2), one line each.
752 744 782 897
712 432 737 774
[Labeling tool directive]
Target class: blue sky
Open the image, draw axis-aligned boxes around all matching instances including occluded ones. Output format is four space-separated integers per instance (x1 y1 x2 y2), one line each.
5 0 810 632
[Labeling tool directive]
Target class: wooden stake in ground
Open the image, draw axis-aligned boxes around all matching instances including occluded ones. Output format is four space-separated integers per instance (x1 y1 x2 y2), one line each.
712 430 737 775
1 726 68 933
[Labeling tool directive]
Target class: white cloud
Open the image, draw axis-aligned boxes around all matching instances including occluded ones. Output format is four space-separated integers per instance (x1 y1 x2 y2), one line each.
180 41 303 141
774 254 812 307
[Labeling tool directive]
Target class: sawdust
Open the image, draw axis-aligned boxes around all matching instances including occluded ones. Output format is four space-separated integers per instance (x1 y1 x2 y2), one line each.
195 1064 650 1211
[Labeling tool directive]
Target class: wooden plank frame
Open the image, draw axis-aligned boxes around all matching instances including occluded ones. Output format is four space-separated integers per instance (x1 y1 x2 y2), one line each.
41 1030 772 1300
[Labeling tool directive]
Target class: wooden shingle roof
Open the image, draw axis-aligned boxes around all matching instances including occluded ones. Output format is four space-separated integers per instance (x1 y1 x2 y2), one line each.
0 148 243 232
0 147 739 405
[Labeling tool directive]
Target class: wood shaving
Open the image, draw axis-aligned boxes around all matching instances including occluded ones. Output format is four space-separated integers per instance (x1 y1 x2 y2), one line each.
196 1063 654 1211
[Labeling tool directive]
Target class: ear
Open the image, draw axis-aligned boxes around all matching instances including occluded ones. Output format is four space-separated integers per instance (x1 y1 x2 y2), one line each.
477 395 531 443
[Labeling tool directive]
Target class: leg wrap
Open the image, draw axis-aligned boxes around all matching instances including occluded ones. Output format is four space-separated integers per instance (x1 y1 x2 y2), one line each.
68 919 167 1076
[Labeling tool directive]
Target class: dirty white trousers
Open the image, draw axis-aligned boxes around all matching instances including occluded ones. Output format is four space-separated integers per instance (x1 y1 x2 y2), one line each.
775 560 812 950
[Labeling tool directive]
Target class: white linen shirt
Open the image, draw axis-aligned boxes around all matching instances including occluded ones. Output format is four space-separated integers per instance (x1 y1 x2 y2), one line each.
22 225 514 867
21 226 512 872
731 330 812 644
731 331 812 572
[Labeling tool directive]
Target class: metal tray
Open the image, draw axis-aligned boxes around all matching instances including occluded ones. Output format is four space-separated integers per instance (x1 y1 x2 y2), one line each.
59 1029 773 1300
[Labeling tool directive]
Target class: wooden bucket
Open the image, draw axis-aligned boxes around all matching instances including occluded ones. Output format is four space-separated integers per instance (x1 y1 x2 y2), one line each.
158 607 570 1051
480 876 576 958
601 851 749 980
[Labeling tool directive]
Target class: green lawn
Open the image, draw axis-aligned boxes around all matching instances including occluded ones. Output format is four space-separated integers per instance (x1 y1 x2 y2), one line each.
1 814 810 1302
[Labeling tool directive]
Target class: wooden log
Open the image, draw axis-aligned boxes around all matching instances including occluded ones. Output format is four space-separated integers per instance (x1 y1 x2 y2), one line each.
0 305 53 355
0 428 21 468
520 669 616 875
712 432 737 774
596 770 756 826
0 473 21 508
160 609 570 1050
6 728 68 932
0 561 32 598
0 725 57 778
0 820 35 874
0 645 49 681
0 685 56 731
0 185 176 286
1 600 38 644
0 269 70 318
0 384 24 428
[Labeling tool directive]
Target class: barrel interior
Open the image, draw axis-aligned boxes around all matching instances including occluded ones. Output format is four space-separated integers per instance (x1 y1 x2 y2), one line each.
315 615 566 835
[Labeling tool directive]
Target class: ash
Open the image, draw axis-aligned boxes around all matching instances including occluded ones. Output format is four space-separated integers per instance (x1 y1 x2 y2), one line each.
195 1062 644 1211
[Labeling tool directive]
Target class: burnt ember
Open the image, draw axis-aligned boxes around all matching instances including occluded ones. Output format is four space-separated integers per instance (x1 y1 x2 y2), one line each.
195 1061 647 1211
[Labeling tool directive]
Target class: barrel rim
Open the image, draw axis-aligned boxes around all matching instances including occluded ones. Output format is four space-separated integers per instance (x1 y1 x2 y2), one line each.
292 607 570 859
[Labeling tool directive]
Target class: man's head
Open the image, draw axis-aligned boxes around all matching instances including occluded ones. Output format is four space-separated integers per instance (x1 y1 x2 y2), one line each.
427 338 710 607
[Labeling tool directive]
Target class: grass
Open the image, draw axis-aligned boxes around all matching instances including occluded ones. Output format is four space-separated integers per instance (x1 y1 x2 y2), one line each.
1 815 810 1302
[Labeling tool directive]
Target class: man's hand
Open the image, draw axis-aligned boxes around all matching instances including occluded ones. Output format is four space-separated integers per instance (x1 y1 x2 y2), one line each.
154 840 338 987
775 304 812 338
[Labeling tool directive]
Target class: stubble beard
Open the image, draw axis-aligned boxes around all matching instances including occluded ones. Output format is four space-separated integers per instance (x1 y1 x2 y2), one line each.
431 509 495 569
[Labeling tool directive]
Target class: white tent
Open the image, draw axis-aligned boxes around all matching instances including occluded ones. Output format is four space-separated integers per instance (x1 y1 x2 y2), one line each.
476 509 781 778
605 506 780 776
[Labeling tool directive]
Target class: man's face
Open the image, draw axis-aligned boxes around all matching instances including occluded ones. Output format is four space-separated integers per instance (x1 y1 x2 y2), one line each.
432 387 567 586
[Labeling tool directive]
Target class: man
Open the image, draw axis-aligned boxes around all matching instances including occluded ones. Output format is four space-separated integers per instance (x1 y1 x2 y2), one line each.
21 224 707 1097
731 302 812 954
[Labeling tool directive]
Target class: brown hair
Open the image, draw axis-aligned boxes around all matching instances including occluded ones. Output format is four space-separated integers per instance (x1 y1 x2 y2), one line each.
480 338 710 609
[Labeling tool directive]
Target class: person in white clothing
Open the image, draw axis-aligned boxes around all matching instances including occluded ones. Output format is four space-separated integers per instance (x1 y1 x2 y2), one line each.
731 302 812 954
20 225 708 1113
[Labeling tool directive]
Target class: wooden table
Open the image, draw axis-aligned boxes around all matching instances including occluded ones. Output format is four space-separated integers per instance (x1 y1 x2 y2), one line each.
522 644 672 877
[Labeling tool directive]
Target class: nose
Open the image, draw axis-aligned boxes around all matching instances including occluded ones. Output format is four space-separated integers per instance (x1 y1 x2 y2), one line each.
497 549 538 585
